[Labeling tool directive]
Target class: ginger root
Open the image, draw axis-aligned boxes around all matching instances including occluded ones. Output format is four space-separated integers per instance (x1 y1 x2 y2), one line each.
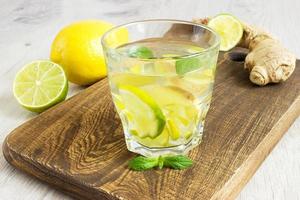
194 18 296 86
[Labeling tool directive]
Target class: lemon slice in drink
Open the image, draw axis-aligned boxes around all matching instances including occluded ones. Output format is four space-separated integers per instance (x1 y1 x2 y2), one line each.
119 85 166 139
112 94 125 111
208 14 243 51
13 60 68 113
143 85 195 105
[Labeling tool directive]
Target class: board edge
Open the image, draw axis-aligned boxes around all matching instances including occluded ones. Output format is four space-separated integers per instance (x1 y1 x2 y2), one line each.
211 95 300 200
2 131 119 200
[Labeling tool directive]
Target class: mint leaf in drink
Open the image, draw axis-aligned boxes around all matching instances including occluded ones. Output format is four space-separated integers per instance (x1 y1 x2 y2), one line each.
175 57 200 75
128 156 158 171
163 155 193 170
128 155 193 171
128 46 154 59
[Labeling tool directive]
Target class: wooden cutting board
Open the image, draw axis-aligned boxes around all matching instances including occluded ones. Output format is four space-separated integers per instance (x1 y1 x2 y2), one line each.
3 49 300 200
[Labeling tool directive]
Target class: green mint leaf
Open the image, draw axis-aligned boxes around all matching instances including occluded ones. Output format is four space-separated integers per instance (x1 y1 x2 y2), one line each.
128 46 154 59
158 156 164 169
128 156 158 171
128 155 193 171
175 57 200 75
163 155 193 170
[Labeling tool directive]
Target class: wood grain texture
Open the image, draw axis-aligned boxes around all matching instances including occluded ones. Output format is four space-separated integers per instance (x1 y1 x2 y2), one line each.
3 49 300 200
1 1 300 200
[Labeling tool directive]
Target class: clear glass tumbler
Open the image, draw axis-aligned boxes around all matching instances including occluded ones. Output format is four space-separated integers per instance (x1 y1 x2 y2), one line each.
102 20 220 157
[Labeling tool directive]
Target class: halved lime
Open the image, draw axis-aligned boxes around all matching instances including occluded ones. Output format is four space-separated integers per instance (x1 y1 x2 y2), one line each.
119 85 166 139
208 14 243 51
13 60 68 113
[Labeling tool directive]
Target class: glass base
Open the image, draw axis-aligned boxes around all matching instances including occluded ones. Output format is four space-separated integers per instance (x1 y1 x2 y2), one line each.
124 126 203 157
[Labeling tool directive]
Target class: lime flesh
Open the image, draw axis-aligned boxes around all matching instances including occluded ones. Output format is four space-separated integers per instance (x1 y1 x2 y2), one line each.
208 14 243 51
13 60 68 113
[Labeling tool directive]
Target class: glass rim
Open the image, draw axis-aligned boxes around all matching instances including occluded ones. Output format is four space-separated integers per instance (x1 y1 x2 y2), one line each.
101 19 220 60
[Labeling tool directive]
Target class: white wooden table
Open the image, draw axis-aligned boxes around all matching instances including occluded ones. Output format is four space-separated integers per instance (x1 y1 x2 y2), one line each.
0 0 299 199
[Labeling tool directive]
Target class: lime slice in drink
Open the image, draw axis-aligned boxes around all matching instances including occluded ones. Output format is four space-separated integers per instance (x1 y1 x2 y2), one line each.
119 85 166 139
184 131 193 139
167 119 180 140
135 128 170 147
143 85 198 141
13 60 68 113
208 14 243 51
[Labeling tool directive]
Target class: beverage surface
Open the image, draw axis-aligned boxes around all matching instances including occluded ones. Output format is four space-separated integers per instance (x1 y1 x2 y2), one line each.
107 39 217 148
118 39 204 59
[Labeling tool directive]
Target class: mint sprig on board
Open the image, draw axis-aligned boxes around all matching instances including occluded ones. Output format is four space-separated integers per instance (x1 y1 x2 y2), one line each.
128 155 193 171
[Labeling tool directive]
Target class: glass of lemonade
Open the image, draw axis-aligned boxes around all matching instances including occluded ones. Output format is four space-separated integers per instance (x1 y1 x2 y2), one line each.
102 20 220 157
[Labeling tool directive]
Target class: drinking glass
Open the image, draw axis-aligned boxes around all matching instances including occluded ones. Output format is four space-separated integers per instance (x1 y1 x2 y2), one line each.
102 20 220 157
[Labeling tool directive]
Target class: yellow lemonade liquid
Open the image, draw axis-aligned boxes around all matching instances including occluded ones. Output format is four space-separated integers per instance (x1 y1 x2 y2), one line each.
108 39 217 151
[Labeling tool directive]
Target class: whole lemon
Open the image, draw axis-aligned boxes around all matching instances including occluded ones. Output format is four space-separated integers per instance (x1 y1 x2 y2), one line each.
50 20 127 85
